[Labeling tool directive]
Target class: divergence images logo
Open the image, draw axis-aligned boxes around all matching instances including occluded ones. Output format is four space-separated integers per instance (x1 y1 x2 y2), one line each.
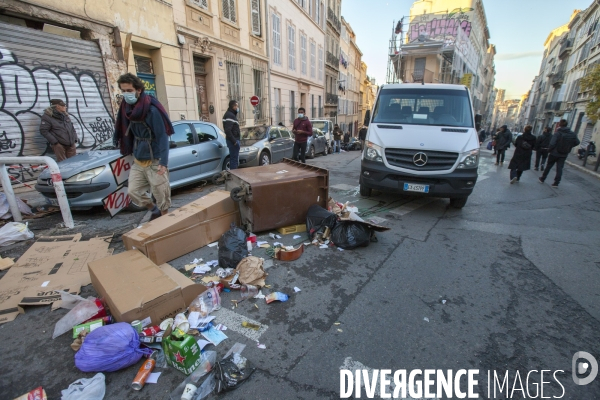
572 351 598 385
413 152 428 167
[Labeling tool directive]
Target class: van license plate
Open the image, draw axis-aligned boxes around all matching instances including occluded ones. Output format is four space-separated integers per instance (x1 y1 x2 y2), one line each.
404 183 429 193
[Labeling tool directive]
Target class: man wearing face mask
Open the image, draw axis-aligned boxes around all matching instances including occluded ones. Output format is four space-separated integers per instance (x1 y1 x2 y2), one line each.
113 73 174 221
39 99 78 162
292 107 312 163
222 100 241 169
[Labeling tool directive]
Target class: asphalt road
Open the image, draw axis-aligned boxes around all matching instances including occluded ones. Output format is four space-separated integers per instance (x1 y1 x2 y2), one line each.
1 144 600 399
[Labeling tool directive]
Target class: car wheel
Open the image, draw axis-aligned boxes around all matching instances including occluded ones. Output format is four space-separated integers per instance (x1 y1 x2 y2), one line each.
449 197 468 209
308 145 316 159
259 151 271 166
359 183 372 197
222 156 230 171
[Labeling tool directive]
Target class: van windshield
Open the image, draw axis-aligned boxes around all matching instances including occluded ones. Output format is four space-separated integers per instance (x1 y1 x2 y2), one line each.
372 88 473 128
311 121 329 133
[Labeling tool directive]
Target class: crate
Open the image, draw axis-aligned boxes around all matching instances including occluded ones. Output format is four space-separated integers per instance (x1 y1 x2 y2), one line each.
277 224 307 235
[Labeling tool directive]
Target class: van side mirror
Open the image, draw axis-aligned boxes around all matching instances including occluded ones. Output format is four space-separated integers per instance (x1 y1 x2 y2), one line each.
475 114 482 125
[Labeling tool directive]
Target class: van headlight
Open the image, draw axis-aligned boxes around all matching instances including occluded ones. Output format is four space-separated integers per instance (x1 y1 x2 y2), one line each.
65 166 106 183
457 149 479 169
364 141 384 163
240 146 258 153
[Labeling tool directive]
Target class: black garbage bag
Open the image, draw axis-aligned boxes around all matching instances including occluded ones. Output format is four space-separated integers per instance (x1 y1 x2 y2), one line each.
331 221 372 250
214 353 256 393
218 224 248 269
306 204 338 240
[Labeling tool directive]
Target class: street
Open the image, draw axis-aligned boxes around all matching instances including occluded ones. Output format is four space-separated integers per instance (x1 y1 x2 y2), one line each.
1 144 600 399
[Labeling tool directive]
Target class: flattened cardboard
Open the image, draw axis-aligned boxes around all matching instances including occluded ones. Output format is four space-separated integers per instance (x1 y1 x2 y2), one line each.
122 190 240 265
88 251 206 327
0 234 113 324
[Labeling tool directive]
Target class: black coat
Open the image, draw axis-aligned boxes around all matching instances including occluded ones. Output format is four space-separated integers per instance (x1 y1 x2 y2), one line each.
535 132 552 151
495 129 512 150
508 133 536 171
222 109 240 143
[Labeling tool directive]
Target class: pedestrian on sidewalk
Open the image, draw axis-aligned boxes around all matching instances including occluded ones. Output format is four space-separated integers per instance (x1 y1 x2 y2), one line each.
358 125 367 151
223 100 241 169
292 107 312 163
492 128 500 155
113 73 174 221
508 125 536 184
39 99 78 162
539 119 580 188
478 125 486 145
343 131 350 145
495 125 512 166
332 124 342 153
534 127 552 171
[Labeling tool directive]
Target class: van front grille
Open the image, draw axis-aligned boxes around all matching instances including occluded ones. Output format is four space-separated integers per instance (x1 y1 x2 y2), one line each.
385 148 458 171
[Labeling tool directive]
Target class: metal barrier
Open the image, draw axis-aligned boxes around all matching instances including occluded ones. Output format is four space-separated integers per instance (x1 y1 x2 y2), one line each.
0 156 74 229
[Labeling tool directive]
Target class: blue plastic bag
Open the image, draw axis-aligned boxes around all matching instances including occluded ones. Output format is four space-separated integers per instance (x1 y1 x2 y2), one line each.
75 322 149 372
486 141 493 150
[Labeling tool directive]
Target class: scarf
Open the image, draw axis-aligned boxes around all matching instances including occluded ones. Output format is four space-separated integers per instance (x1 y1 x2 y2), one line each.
114 92 174 156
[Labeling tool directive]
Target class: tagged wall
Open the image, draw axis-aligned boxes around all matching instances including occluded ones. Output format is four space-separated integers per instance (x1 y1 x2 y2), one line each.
0 21 114 159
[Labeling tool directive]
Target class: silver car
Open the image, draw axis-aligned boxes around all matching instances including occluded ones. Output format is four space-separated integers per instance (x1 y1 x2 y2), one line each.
238 125 295 167
306 128 329 159
35 121 230 209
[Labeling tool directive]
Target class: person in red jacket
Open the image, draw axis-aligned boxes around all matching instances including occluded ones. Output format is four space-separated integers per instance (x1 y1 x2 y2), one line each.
292 107 312 163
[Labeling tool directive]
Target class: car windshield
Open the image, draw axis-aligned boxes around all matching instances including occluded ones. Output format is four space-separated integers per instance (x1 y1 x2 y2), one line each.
372 88 474 128
240 127 268 144
311 121 329 132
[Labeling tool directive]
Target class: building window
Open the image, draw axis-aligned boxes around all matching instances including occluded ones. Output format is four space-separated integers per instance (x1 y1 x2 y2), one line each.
272 13 281 65
222 0 237 23
253 68 265 119
250 0 261 36
308 0 312 17
310 40 316 78
318 47 323 81
297 0 305 8
226 61 242 112
134 55 154 74
301 34 307 75
316 0 320 25
288 25 296 71
192 0 209 9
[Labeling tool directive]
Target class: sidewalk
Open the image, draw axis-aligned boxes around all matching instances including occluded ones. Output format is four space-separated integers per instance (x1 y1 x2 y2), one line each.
565 153 600 180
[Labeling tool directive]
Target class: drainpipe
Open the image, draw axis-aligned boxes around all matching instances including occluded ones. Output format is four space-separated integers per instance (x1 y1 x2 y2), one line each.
264 0 273 125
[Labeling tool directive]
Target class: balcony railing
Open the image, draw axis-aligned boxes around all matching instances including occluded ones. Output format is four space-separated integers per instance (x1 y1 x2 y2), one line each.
326 93 339 105
551 71 565 87
326 51 339 68
544 101 563 111
559 39 572 59
327 8 341 32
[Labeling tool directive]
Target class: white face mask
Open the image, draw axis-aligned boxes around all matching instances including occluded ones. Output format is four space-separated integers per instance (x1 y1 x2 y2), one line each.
123 92 138 105
298 113 304 118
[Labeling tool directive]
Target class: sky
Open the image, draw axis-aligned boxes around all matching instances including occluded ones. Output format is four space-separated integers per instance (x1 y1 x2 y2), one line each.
342 0 593 100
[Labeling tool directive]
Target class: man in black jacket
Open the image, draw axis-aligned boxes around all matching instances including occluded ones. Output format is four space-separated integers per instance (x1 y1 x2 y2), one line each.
39 99 78 162
358 125 367 151
495 125 512 166
539 120 580 188
222 100 241 169
534 127 552 171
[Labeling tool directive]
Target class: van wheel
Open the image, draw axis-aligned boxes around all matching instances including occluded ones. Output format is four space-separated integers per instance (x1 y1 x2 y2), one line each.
359 183 372 197
450 197 468 209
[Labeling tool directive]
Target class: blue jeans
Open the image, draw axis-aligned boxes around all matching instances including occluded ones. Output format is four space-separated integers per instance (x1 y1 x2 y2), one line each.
334 140 341 153
227 140 239 169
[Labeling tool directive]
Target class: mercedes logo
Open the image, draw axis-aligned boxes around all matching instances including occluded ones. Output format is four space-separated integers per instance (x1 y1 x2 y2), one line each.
413 152 428 167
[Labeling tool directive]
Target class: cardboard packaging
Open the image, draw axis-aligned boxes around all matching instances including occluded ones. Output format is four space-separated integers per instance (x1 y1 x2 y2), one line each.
122 190 240 265
72 319 104 338
88 250 206 327
163 333 202 375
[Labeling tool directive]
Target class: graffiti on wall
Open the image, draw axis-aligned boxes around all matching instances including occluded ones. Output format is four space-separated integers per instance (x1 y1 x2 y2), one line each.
408 8 474 45
0 46 115 161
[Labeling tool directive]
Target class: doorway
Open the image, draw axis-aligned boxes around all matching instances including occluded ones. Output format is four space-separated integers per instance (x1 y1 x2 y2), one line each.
194 57 210 121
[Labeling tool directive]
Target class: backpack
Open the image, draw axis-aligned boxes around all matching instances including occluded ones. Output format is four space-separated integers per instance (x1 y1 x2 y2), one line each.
556 133 575 154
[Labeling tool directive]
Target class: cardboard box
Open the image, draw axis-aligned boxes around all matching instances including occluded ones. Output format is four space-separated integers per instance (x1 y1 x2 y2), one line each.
163 333 202 375
72 318 104 338
122 190 240 265
88 250 206 327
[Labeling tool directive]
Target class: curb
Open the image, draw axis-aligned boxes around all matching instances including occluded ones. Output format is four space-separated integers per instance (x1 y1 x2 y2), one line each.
566 160 600 180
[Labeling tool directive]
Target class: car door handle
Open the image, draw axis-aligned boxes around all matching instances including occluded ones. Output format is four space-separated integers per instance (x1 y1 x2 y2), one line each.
192 150 198 155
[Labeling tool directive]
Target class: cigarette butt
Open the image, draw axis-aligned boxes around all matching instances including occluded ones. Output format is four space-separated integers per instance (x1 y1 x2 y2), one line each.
334 322 341 325
337 329 343 332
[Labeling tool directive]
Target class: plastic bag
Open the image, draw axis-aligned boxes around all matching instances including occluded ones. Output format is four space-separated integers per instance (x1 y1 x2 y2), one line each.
306 205 338 240
218 225 247 269
61 373 106 400
189 288 221 318
169 351 217 400
331 221 372 250
194 372 216 400
75 323 149 372
53 296 100 339
0 222 34 246
214 353 256 393
0 192 33 220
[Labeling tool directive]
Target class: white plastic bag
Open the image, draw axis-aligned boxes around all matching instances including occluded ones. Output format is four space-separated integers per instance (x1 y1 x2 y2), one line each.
0 192 33 220
61 372 105 400
0 222 34 246
57 290 88 310
53 296 99 339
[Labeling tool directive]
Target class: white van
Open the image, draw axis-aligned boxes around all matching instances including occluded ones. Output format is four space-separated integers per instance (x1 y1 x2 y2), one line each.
360 83 481 208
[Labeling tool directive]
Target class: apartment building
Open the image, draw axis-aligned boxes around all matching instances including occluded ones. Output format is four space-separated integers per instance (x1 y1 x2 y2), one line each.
337 17 361 135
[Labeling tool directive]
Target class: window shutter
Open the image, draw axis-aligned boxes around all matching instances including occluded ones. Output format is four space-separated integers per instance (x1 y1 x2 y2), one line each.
272 14 281 65
229 0 237 22
193 0 208 9
222 0 230 20
251 0 261 35
288 25 295 70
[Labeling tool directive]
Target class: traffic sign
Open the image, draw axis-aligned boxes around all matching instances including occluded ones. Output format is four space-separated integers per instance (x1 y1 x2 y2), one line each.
250 95 260 107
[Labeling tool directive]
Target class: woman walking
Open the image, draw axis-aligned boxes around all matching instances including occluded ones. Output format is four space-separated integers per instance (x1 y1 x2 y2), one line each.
507 125 536 183
495 125 512 166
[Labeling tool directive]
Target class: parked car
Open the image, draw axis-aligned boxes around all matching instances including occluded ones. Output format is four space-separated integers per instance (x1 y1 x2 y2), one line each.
343 137 362 151
35 121 230 209
238 125 294 167
311 119 335 153
306 128 329 158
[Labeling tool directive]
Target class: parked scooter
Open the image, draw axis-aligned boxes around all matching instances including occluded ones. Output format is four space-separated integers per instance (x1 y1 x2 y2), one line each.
578 141 597 160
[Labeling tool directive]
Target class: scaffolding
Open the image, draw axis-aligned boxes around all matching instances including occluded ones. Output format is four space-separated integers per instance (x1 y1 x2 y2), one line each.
386 20 404 84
